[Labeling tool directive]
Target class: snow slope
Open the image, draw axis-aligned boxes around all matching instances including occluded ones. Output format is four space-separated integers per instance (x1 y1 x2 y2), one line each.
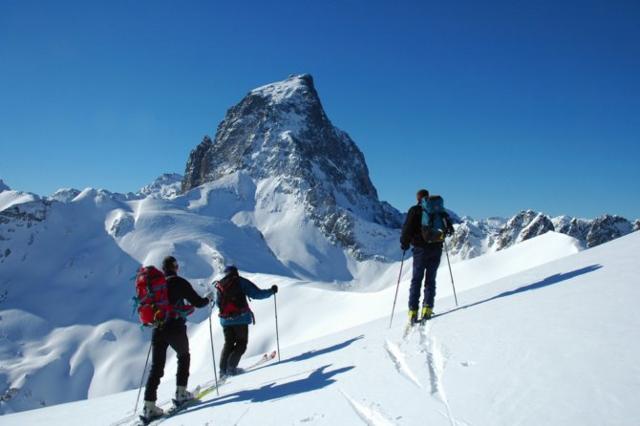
0 162 585 416
6 230 637 425
0 177 579 414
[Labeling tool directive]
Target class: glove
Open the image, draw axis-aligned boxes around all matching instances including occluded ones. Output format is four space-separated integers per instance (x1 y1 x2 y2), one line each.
401 243 410 251
271 285 278 294
204 291 214 303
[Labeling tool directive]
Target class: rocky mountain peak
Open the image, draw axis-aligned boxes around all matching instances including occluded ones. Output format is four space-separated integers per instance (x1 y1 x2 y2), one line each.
250 73 317 105
48 188 81 203
585 214 634 248
0 179 10 192
181 74 401 258
494 210 555 250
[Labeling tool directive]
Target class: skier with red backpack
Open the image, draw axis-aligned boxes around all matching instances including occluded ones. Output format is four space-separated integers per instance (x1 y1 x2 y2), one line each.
214 265 277 378
400 189 455 325
135 256 212 422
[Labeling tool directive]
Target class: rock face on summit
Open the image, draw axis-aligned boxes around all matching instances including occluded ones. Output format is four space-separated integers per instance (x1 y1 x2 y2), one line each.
182 74 401 257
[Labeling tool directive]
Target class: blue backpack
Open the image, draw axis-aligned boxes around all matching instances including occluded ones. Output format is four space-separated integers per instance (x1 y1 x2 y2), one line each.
420 195 449 243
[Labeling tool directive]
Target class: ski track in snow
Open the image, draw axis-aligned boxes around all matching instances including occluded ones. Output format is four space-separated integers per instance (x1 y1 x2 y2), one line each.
340 390 396 426
419 323 459 426
384 340 422 388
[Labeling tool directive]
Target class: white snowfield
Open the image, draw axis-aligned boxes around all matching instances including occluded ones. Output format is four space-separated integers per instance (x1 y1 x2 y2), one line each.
3 230 638 425
0 171 580 415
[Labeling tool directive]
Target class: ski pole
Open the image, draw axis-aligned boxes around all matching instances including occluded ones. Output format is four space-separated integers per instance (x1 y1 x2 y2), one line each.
208 304 220 396
389 250 406 328
443 240 459 306
133 338 153 416
274 293 281 362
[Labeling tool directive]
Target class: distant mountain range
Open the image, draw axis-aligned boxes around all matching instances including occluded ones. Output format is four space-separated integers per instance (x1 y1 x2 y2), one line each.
448 210 639 260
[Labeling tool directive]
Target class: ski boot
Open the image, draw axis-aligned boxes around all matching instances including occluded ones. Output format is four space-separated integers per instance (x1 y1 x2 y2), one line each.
408 309 419 325
420 306 433 324
174 386 195 405
228 367 245 376
402 309 420 338
141 400 164 423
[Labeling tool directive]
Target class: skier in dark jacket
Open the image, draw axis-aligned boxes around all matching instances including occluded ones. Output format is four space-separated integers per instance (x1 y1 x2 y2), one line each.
400 189 454 324
215 265 277 377
143 256 212 420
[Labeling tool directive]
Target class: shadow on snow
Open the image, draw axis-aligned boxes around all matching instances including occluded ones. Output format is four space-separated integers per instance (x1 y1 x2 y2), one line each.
185 364 354 414
279 335 364 364
436 264 603 318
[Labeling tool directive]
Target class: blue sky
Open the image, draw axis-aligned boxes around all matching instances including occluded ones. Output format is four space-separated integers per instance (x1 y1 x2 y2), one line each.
1 0 638 219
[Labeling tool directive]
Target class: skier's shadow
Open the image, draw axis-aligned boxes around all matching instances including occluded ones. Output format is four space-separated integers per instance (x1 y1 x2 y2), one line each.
185 364 354 413
436 264 602 318
279 335 364 364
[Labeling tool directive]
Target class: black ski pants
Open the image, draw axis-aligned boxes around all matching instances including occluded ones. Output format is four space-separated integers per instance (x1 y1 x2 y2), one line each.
144 320 190 401
220 324 249 373
409 243 443 311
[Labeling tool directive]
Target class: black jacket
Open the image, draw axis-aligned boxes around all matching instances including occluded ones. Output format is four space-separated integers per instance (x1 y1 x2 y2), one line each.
401 205 429 248
165 274 209 324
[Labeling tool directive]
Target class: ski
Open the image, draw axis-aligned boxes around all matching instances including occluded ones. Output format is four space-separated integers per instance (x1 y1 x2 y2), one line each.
403 318 422 339
195 350 276 399
247 350 277 370
135 398 197 426
117 351 277 426
403 314 434 339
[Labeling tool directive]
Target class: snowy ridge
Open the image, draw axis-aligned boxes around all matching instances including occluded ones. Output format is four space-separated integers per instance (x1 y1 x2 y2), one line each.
0 190 41 213
3 231 639 425
448 209 638 261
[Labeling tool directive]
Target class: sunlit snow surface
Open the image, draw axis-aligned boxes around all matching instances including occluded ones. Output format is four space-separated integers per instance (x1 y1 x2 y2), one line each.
3 231 639 425
1 174 637 423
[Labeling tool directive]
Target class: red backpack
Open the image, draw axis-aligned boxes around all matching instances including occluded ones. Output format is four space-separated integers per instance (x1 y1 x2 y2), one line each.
215 274 251 318
135 266 173 327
